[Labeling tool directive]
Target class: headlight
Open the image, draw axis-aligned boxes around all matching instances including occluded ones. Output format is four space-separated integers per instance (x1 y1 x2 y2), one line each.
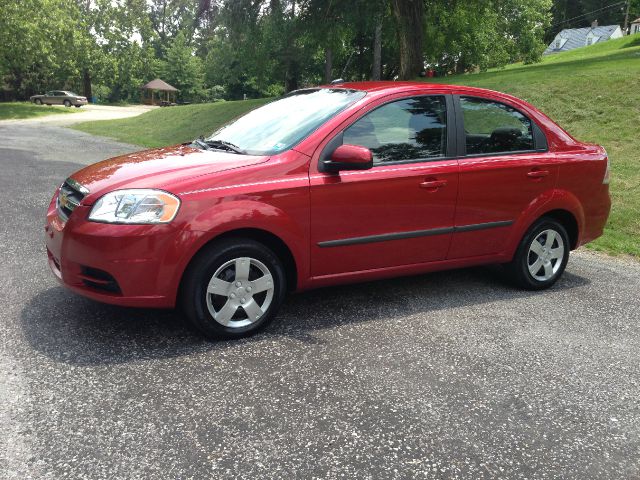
88 189 180 224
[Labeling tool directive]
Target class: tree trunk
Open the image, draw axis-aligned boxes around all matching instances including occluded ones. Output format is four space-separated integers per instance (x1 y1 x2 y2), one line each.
324 47 333 83
391 0 424 80
285 60 299 92
371 20 382 80
83 68 92 100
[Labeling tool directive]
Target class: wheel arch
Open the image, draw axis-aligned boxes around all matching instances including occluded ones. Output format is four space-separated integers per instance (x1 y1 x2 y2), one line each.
178 227 299 297
506 189 585 260
541 209 579 250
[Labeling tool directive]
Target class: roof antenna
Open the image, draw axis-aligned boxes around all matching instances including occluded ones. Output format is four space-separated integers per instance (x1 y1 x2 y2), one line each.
331 78 345 84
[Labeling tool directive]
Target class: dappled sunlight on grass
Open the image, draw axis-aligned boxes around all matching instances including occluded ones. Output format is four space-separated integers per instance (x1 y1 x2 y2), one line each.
0 102 77 120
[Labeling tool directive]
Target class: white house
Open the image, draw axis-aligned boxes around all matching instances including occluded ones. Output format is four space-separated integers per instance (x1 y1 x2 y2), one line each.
544 21 623 55
630 17 640 35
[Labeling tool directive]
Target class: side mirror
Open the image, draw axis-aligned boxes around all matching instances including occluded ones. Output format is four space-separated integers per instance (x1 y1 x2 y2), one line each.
321 144 373 172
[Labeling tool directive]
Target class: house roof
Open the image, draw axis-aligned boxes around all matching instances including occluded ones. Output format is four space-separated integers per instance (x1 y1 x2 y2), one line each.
631 17 640 23
544 25 621 54
141 79 178 91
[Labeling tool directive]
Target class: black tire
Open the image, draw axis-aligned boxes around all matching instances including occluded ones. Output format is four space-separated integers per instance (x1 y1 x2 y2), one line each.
75 105 82 108
46 104 51 106
34 98 42 105
63 100 72 107
180 238 287 340
504 217 570 290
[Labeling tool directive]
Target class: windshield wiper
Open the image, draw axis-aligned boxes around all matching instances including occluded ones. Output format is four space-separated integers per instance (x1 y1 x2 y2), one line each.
204 139 246 154
192 138 211 151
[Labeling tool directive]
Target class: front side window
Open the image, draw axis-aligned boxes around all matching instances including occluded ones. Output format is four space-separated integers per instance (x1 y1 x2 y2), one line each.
343 96 448 164
206 88 366 155
460 96 534 155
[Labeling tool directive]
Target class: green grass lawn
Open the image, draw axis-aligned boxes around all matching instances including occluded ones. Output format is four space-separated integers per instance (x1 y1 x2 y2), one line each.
422 34 640 257
71 35 639 256
0 102 78 120
72 99 271 148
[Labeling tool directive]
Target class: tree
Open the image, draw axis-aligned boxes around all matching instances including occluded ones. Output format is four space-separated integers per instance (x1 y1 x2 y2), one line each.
0 0 91 98
391 0 424 79
158 31 205 100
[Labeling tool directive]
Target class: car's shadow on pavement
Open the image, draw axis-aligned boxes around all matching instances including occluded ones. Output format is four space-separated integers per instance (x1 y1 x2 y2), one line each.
21 266 590 366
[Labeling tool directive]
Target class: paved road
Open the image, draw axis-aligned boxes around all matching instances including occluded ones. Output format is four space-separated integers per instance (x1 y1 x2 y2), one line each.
1 120 639 479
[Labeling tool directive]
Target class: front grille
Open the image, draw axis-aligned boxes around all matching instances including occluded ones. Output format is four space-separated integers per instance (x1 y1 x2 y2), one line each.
57 178 88 221
79 266 121 294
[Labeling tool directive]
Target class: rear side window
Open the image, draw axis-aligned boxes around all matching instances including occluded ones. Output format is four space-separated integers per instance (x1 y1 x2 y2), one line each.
460 96 534 155
343 96 447 164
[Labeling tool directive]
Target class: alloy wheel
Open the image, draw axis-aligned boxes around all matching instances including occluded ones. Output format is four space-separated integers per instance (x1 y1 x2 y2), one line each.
527 229 565 282
205 257 274 328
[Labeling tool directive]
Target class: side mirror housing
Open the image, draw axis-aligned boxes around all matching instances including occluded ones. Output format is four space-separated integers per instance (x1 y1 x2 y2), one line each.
320 144 373 172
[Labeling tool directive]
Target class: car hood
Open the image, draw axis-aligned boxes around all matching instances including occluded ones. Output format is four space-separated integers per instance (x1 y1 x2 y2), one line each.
70 144 269 204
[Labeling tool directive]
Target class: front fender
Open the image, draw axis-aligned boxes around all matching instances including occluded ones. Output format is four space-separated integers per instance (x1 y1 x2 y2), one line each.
166 198 309 300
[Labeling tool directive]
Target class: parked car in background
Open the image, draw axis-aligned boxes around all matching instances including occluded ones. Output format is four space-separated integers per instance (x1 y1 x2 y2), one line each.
30 91 88 107
44 82 611 339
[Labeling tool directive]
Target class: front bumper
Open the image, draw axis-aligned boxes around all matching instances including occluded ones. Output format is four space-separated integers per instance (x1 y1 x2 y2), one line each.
45 194 186 308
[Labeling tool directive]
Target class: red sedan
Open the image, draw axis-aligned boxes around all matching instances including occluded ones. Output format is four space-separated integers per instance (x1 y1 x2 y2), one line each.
45 82 611 339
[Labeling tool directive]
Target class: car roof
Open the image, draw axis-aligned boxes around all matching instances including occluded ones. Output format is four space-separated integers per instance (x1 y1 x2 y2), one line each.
319 80 504 97
329 81 447 92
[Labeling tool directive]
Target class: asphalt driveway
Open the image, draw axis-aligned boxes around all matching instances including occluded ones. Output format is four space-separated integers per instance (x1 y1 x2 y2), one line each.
1 119 639 479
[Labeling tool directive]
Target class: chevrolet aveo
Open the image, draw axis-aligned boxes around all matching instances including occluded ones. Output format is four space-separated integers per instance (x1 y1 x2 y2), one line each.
45 82 611 339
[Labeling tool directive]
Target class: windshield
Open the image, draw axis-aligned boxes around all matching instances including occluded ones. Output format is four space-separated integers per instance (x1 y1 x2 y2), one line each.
205 88 366 155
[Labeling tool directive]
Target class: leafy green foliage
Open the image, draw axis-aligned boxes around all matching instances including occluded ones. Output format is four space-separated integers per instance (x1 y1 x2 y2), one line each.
0 0 91 98
2 0 554 101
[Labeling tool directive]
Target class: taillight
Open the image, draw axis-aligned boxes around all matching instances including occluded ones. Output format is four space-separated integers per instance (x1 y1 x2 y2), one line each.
603 156 610 184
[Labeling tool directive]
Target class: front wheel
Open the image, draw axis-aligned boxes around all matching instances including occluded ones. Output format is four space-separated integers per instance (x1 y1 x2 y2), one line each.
180 238 287 340
504 217 570 290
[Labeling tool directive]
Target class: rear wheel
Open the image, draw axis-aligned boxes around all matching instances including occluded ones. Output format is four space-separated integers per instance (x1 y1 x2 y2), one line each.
63 99 72 107
75 105 82 108
180 238 287 340
505 217 570 290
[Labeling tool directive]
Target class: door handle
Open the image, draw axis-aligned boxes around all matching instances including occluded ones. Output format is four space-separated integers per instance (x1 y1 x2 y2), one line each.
527 169 550 178
420 178 447 190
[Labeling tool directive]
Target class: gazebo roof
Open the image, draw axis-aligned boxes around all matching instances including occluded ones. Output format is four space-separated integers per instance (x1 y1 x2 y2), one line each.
141 79 178 91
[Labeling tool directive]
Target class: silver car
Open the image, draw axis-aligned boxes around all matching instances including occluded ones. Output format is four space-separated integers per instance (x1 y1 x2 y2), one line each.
30 91 88 107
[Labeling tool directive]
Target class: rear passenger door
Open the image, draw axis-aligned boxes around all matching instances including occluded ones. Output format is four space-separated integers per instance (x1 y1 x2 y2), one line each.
448 95 558 259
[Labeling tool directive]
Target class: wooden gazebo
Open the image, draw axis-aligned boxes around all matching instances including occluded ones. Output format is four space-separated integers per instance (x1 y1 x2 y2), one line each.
141 79 178 106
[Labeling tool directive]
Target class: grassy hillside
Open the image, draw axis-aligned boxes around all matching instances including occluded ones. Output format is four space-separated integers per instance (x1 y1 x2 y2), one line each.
423 34 640 256
72 98 271 148
0 102 77 120
71 35 639 256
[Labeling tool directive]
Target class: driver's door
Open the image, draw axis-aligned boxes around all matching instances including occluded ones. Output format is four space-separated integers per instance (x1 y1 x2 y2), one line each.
309 94 459 277
51 91 64 105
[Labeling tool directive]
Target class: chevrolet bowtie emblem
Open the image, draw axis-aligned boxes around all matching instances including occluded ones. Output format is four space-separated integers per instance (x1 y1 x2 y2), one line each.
59 192 69 209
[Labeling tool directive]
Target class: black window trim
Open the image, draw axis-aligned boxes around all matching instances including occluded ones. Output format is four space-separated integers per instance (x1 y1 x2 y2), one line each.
319 93 458 169
453 94 548 158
